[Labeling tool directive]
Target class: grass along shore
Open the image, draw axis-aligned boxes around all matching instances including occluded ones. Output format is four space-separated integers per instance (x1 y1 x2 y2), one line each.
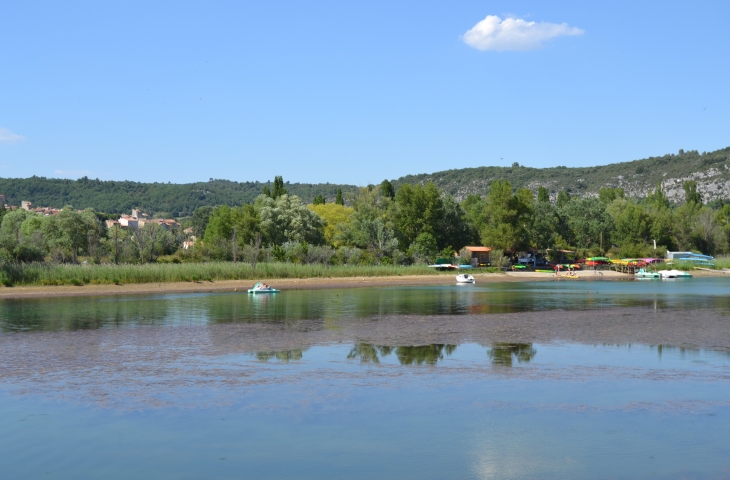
0 262 444 287
1 259 726 289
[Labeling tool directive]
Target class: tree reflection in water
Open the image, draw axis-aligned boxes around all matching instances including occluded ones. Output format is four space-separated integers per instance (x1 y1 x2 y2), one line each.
347 343 457 365
486 343 536 366
256 349 306 362
346 344 393 364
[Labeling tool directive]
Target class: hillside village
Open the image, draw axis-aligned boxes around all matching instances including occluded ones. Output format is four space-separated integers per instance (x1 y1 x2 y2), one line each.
3 199 183 234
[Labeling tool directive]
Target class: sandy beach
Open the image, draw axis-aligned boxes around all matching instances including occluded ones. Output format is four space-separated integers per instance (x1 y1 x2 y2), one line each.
0 268 725 300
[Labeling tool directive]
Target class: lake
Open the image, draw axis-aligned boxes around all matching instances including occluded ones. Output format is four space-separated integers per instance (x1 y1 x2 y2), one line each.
1 277 730 479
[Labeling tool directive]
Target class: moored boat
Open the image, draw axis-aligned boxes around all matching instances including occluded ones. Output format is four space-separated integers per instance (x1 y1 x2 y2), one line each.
248 282 280 293
456 274 475 284
660 270 692 279
635 268 661 279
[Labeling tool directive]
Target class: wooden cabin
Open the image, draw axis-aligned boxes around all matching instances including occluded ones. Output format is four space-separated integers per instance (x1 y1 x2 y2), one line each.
463 246 492 267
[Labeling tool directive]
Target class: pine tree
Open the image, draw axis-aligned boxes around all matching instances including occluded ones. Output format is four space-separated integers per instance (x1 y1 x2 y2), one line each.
683 180 702 206
335 188 344 205
381 179 395 199
556 190 571 209
272 176 287 199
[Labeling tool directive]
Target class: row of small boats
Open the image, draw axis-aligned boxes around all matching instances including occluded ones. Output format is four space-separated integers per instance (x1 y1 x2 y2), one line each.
248 268 690 292
635 269 692 279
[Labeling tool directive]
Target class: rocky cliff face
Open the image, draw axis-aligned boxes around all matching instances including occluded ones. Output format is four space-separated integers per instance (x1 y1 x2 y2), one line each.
394 147 730 203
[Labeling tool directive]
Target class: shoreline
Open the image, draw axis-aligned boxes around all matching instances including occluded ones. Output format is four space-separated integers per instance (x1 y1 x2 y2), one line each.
0 269 726 300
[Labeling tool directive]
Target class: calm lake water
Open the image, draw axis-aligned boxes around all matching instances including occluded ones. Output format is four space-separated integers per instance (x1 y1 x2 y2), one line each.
2 278 730 479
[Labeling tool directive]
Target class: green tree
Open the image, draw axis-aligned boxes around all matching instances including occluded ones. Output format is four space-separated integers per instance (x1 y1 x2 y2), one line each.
528 201 565 250
191 206 213 238
312 194 325 205
556 189 571 209
41 207 101 263
650 207 675 251
256 194 323 245
672 202 701 251
607 199 651 246
714 205 730 254
439 195 477 251
461 194 487 235
204 205 235 243
133 223 177 263
408 232 438 262
393 182 445 249
335 188 344 205
683 180 702 206
0 210 35 249
598 187 625 204
537 186 550 203
645 183 670 210
562 198 613 249
272 176 287 199
81 209 106 263
380 179 395 199
0 209 45 262
479 180 532 251
203 204 261 259
308 203 354 246
690 207 719 254
329 188 400 260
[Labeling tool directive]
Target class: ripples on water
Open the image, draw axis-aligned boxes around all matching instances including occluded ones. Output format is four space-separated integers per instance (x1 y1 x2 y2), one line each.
3 277 730 332
1 278 730 478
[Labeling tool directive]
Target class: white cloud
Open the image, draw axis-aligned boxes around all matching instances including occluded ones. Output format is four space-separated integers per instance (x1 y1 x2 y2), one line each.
463 15 584 51
0 127 26 144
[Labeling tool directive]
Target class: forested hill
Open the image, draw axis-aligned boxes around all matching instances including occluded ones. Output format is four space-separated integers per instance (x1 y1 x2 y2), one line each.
393 146 730 204
2 146 729 216
0 177 359 217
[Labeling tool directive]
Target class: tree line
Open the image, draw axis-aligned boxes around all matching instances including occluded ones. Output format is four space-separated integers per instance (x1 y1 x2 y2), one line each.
0 176 358 217
2 146 728 218
1 175 729 266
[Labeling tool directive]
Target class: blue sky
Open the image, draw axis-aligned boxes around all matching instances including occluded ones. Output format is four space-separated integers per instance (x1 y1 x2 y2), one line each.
1 1 728 185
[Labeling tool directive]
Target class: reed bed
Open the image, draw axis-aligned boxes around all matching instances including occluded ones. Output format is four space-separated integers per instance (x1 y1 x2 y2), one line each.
0 262 440 286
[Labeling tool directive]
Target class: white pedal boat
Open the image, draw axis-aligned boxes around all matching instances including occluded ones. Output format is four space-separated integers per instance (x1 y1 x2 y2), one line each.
248 282 280 293
660 270 692 279
635 268 661 279
456 274 475 284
